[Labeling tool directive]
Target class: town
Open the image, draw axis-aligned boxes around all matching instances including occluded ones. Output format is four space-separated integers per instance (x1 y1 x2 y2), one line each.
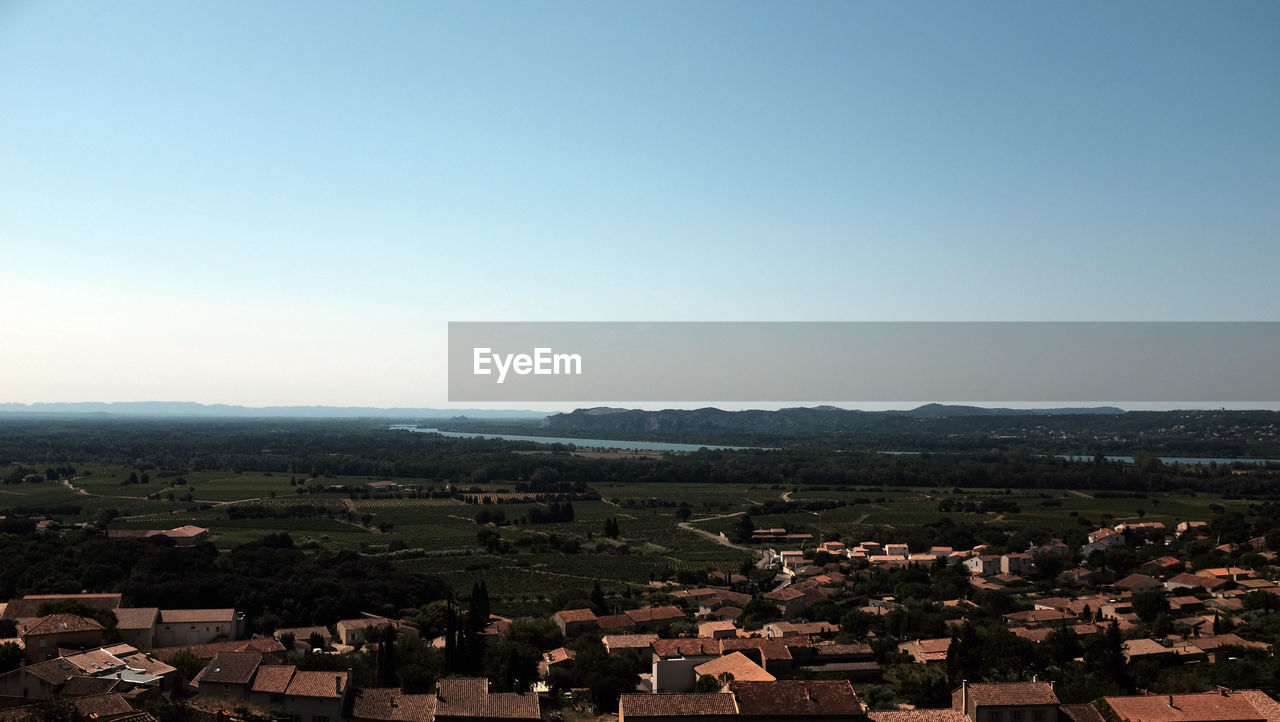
3 412 1280 722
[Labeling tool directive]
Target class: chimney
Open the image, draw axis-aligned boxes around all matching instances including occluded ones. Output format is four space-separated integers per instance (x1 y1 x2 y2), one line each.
1168 696 1177 710
336 676 343 695
961 680 968 715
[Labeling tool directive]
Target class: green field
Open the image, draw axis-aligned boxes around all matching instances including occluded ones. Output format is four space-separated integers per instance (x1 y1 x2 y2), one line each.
1 464 1256 614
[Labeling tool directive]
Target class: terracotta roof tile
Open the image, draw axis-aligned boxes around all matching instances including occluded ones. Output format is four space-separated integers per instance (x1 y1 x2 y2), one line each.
352 688 437 721
113 608 159 630
159 608 235 624
618 693 738 717
194 652 262 685
624 606 684 623
965 682 1059 707
870 711 968 722
694 651 775 682
23 613 105 637
553 609 597 623
251 664 296 694
730 680 864 716
285 670 348 699
1104 691 1279 722
435 678 540 719
69 693 136 720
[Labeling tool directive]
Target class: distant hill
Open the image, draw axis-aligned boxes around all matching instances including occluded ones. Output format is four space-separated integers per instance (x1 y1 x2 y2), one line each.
0 401 549 420
538 404 1125 435
901 403 1124 418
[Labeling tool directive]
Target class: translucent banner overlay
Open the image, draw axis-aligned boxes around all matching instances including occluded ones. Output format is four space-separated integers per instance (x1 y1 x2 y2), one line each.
448 322 1280 402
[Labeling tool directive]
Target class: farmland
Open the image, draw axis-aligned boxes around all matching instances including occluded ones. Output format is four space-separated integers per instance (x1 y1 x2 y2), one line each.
0 452 1263 616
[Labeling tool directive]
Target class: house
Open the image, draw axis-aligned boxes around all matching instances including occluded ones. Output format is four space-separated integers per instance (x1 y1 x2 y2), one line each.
1101 690 1280 722
1166 573 1227 593
433 677 540 722
1121 638 1176 664
155 608 239 647
1002 610 1077 629
1114 573 1163 594
731 680 866 722
113 608 158 651
965 556 1001 577
1176 521 1210 537
618 693 738 722
699 621 738 640
1001 554 1032 576
275 625 334 651
625 606 686 632
693 652 775 687
603 634 659 654
164 525 212 545
192 651 263 703
365 481 400 495
0 657 83 698
899 638 951 664
150 637 286 664
552 608 599 638
105 525 210 546
247 664 297 709
954 681 1059 722
351 688 437 722
538 647 575 678
277 668 351 722
763 587 807 617
2 593 122 621
21 614 105 662
335 615 397 647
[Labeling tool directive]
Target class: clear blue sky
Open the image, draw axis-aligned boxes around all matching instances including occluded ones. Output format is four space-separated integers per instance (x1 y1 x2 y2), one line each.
1 1 1277 406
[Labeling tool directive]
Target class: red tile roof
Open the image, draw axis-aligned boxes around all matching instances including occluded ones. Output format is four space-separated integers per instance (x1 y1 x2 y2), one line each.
24 614 104 636
624 606 685 624
151 637 285 662
618 693 738 718
965 682 1059 707
160 608 235 624
870 711 968 722
553 608 598 623
730 680 864 716
1104 691 1280 722
194 652 262 685
352 688 437 721
694 652 775 683
435 678 540 720
113 608 159 630
285 670 348 699
69 693 135 720
251 664 296 694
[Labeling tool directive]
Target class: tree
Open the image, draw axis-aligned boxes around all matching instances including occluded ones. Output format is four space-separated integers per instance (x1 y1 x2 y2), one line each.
590 581 607 612
695 673 724 693
733 514 756 544
484 638 540 692
169 648 205 682
0 642 23 674
947 623 983 684
1042 626 1082 669
604 517 620 539
1131 591 1170 623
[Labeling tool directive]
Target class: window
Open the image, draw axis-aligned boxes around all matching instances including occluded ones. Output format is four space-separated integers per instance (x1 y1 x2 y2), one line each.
1012 711 1025 722
312 716 329 722
989 712 1002 722
1032 711 1046 722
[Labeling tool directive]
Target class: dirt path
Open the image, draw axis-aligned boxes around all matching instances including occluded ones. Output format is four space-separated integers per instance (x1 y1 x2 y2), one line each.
677 511 752 552
1068 489 1093 499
